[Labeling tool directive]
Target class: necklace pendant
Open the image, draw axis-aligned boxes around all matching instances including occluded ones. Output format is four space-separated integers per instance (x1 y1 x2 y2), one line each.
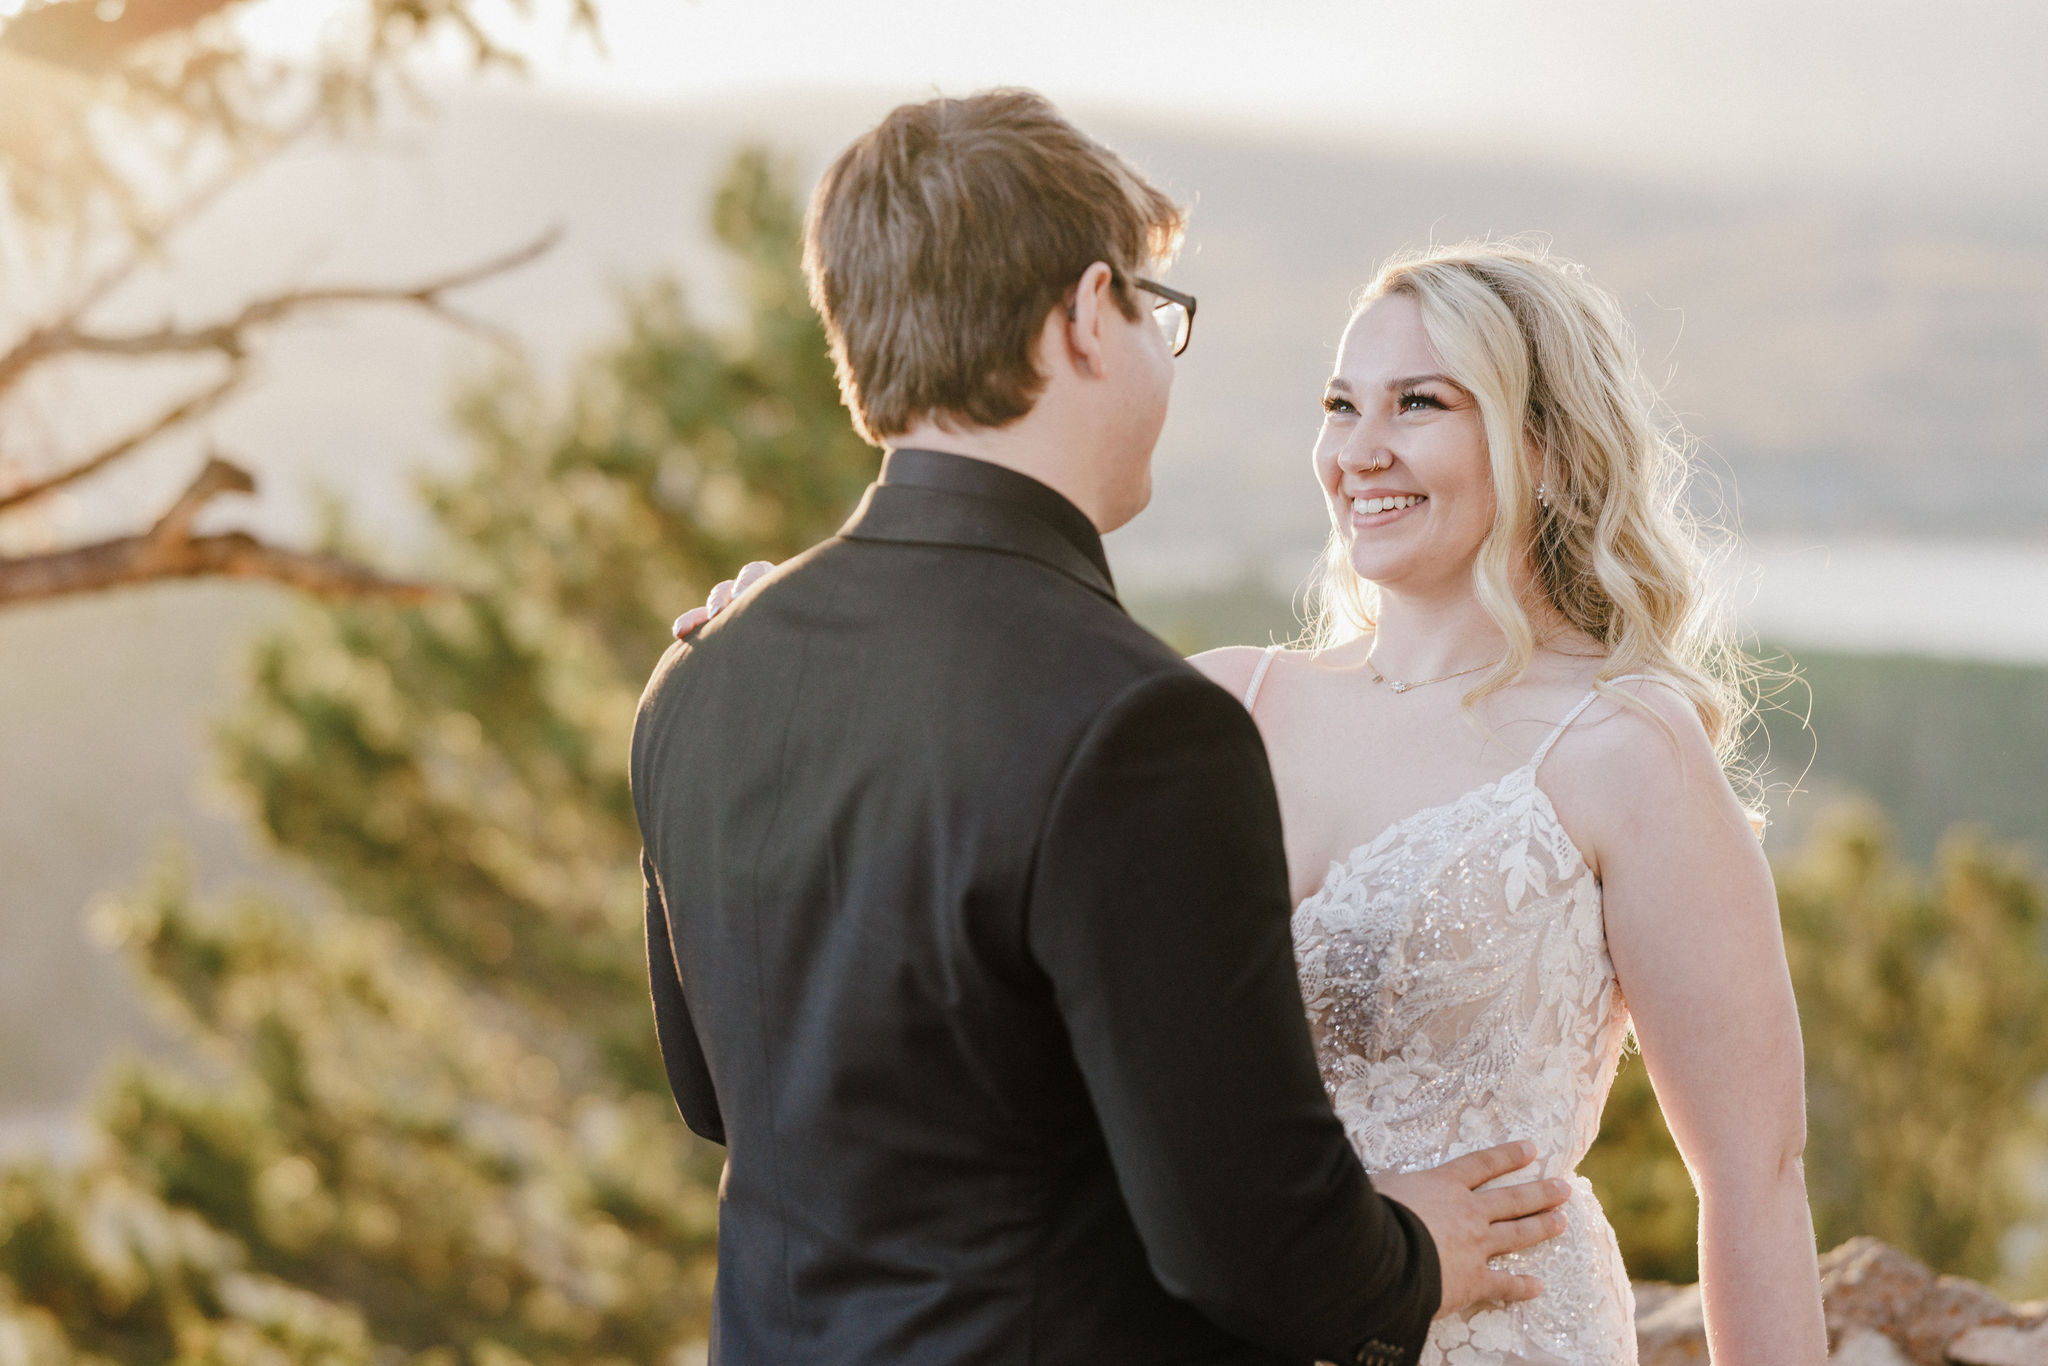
1390 680 1410 693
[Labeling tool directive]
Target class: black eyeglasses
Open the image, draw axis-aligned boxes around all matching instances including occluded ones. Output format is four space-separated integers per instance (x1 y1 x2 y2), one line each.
1133 276 1197 357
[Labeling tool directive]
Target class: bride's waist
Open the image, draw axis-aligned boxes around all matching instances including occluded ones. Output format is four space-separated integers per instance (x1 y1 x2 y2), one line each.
1326 1065 1609 1172
1341 1109 1600 1179
1475 1177 1626 1284
1375 1143 1598 1184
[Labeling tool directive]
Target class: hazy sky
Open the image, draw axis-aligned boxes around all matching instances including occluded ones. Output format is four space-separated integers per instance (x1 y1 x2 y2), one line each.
238 0 2048 201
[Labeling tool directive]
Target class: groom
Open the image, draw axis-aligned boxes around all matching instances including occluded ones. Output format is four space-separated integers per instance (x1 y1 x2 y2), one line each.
633 90 1566 1365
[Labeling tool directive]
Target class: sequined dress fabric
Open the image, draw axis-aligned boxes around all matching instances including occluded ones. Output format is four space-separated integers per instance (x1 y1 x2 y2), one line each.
1286 688 1639 1365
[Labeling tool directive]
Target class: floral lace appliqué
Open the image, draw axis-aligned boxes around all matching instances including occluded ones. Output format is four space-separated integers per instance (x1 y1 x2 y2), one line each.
1292 763 1637 1366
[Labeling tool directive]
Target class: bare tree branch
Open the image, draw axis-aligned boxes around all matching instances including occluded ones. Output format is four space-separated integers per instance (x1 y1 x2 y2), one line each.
0 368 242 514
0 224 561 394
148 451 253 542
53 108 323 335
0 454 436 607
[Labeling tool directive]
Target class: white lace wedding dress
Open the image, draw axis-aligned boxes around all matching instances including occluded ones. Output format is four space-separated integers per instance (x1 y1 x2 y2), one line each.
1242 647 1644 1366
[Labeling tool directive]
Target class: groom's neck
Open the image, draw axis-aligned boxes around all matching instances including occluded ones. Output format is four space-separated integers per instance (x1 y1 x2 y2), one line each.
888 409 1137 534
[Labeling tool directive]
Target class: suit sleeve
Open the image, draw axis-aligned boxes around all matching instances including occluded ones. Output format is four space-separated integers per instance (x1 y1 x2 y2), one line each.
1026 671 1438 1365
644 851 725 1145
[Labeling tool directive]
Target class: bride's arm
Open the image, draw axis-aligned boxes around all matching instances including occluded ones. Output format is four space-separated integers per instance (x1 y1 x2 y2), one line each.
1576 686 1827 1366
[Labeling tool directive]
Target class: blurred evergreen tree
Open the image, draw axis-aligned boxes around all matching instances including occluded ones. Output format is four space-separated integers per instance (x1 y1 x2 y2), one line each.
1784 807 2048 1287
1588 806 2048 1291
0 147 877 1363
1577 1056 1695 1283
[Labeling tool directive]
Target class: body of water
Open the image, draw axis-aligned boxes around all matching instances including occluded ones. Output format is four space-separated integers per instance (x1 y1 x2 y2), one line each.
1112 536 2048 664
1738 540 2048 665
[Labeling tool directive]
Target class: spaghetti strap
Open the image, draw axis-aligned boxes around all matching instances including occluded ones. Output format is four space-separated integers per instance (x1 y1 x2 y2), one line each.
1529 672 1676 770
1242 643 1283 714
1530 690 1603 770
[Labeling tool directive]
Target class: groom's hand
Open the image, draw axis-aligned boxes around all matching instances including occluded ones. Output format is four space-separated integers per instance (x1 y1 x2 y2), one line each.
1370 1141 1568 1318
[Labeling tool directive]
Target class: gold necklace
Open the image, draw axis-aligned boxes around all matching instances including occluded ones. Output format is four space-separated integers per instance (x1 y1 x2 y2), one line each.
1365 646 1496 694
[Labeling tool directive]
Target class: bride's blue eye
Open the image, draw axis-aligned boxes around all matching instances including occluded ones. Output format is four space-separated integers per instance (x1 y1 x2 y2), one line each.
1398 390 1446 413
1321 395 1356 415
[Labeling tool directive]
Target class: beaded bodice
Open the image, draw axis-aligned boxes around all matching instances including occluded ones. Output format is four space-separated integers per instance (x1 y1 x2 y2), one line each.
1245 651 1643 1365
1292 759 1632 1170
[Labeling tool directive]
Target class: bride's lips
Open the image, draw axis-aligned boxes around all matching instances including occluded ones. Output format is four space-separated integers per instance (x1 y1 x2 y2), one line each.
1347 489 1428 528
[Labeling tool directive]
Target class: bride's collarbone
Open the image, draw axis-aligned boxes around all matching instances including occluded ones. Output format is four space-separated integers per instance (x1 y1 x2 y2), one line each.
1267 680 1622 893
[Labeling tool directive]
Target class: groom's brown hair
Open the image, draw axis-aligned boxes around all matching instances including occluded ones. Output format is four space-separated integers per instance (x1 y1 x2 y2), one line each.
804 89 1184 444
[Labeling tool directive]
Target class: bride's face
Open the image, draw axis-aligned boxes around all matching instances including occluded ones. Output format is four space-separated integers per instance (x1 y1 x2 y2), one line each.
1313 292 1496 596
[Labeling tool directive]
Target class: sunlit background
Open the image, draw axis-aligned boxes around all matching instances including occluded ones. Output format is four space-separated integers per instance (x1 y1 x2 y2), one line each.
5 0 2048 1353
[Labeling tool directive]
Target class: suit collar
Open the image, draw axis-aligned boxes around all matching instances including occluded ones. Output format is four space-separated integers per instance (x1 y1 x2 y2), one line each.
839 448 1119 604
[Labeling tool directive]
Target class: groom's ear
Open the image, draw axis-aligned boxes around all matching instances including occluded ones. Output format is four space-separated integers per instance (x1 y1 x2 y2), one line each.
1057 261 1119 381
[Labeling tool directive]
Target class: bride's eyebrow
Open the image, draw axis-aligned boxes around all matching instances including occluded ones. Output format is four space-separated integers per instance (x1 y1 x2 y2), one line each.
1387 372 1465 393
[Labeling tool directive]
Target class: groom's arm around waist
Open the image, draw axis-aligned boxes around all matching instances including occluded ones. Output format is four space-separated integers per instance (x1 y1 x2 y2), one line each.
1027 668 1440 1366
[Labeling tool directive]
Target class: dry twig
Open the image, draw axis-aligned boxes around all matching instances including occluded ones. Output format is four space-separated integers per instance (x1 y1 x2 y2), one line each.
0 224 560 395
0 454 436 606
0 218 557 608
0 369 243 514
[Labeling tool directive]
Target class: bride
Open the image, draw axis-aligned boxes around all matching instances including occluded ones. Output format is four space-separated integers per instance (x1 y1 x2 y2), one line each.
1191 243 1826 1365
679 241 1828 1365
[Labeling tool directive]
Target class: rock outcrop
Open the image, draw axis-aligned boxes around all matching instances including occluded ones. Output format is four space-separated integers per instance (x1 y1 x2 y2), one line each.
1636 1239 2048 1365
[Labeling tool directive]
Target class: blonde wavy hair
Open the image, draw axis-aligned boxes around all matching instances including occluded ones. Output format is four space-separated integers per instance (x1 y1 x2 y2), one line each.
1306 239 1756 778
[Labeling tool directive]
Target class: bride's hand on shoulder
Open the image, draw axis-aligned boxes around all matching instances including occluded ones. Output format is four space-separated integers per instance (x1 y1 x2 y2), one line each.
673 560 777 640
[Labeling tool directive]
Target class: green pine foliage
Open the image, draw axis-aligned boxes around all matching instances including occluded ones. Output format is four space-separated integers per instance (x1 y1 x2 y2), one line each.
0 147 877 1363
1575 1055 1694 1283
1587 806 2048 1291
1786 808 2048 1285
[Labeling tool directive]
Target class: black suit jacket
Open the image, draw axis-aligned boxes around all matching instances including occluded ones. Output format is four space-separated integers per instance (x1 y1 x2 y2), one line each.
632 449 1439 1365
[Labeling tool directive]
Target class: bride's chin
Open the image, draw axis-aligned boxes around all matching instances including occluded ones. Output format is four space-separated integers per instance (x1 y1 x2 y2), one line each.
1344 538 1478 594
1344 546 1407 585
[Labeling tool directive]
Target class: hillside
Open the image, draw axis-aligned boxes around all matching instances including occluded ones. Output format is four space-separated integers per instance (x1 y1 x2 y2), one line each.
9 87 2045 570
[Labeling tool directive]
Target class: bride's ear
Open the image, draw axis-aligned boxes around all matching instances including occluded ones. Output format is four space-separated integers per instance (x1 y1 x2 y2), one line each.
1522 441 1553 511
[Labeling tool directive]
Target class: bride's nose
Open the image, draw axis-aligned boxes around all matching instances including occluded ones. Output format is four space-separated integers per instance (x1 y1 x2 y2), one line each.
1335 429 1395 478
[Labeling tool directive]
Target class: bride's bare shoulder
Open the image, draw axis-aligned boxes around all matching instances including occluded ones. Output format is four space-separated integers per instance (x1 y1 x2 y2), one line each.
1559 675 1724 803
1542 675 1748 876
1191 636 1378 697
1187 645 1274 697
